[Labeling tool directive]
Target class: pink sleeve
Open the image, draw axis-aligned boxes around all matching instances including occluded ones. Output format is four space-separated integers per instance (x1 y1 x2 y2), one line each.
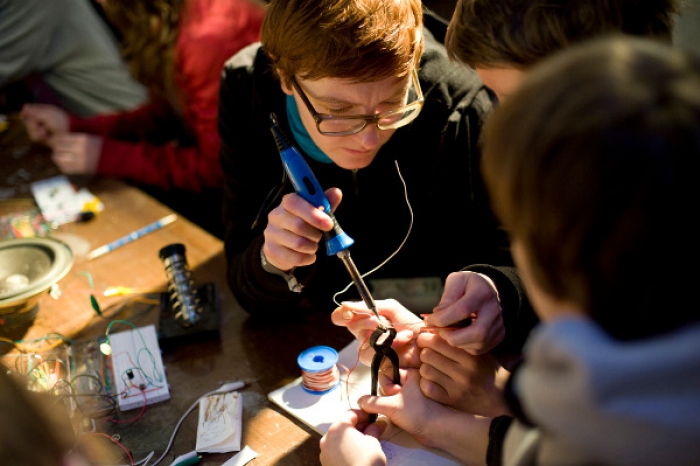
96 135 220 191
69 100 176 140
74 0 265 192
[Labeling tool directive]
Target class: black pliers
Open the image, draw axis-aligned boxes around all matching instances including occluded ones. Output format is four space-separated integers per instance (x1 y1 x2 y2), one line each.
368 325 401 424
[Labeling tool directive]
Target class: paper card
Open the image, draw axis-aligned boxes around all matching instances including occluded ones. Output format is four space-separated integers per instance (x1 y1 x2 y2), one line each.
196 392 243 453
268 342 462 465
30 175 102 225
221 445 258 466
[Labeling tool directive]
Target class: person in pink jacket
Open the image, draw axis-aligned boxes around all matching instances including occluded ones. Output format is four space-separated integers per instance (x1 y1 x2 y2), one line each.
21 0 265 193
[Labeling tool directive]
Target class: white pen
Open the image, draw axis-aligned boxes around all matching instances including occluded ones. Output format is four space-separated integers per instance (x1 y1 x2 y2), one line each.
170 450 201 466
214 381 248 393
86 214 177 260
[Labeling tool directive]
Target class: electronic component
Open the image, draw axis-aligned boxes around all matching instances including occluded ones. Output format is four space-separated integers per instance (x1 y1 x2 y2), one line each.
157 243 220 349
108 324 170 411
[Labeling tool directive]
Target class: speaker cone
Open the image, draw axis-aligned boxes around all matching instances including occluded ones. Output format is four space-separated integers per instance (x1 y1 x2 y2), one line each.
0 237 73 328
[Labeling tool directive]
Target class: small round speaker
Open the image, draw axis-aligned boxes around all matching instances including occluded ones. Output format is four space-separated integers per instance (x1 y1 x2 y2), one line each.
0 237 73 328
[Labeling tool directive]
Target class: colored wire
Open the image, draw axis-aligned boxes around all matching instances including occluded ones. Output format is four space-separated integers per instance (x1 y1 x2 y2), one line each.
49 270 160 319
144 383 246 466
50 271 102 314
106 320 164 389
99 388 147 429
83 432 135 466
343 332 372 406
62 393 117 419
2 333 74 353
0 336 23 352
301 364 341 393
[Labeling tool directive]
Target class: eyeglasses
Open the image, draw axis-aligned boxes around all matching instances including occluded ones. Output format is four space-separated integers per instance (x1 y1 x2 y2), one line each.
290 69 424 136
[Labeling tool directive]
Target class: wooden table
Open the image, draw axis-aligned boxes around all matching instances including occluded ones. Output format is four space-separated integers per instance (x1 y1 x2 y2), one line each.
0 112 354 465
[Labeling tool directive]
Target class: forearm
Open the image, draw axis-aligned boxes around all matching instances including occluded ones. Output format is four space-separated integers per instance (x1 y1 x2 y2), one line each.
422 409 491 466
97 137 221 191
70 100 180 141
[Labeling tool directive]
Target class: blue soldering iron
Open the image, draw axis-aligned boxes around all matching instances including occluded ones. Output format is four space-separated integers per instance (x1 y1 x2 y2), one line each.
269 113 381 321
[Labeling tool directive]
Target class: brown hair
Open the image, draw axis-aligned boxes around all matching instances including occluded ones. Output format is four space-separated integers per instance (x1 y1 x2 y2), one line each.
445 0 680 69
260 0 424 85
101 0 183 102
482 36 700 340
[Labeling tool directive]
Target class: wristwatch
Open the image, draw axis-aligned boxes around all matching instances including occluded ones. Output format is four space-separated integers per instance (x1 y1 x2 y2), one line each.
260 247 303 293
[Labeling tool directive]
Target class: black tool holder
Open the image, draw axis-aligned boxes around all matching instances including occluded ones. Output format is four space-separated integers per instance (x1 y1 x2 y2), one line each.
157 243 220 349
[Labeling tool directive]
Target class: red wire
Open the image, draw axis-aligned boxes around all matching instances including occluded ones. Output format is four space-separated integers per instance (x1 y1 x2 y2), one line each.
97 388 147 430
301 365 340 392
342 332 372 405
84 432 135 466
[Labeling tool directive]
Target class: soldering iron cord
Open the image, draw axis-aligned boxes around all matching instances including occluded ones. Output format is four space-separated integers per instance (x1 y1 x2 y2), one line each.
332 160 413 306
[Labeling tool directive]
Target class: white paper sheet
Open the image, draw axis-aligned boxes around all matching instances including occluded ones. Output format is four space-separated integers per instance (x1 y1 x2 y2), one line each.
196 392 242 453
268 341 462 465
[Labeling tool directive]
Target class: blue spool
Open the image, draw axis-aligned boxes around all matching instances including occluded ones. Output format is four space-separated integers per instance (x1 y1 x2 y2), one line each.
297 346 340 395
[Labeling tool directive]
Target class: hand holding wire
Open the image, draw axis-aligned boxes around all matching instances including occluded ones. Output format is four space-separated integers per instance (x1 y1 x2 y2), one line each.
331 299 422 367
422 271 505 355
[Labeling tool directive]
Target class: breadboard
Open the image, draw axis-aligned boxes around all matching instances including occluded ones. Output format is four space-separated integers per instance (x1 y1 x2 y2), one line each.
109 324 170 411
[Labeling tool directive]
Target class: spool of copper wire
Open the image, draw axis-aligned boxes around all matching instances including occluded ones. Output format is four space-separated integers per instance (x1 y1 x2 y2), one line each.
297 346 340 394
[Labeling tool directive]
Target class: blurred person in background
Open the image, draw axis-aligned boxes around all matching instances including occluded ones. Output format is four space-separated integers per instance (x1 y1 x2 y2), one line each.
0 0 146 116
21 0 266 238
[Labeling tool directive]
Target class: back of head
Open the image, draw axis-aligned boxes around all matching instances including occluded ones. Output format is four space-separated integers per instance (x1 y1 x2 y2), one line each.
101 0 184 97
482 36 700 340
446 0 680 68
261 0 424 85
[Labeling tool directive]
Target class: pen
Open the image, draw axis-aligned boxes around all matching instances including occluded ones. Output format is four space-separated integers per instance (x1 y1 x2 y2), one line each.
86 214 177 260
215 380 247 393
175 456 201 466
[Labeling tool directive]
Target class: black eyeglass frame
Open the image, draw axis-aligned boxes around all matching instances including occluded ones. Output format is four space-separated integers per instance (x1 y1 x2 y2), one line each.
290 69 424 136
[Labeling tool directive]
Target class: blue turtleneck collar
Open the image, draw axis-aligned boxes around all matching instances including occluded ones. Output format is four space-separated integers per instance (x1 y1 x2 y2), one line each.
286 94 333 164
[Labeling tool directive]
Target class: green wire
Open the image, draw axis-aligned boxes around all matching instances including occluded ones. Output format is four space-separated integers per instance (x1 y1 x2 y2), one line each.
90 294 102 316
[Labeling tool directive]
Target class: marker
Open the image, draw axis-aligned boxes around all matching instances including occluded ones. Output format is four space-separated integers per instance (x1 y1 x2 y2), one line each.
86 214 177 260
175 456 201 466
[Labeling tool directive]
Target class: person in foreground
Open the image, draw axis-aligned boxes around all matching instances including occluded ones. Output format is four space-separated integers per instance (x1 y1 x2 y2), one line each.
320 35 700 466
332 0 682 413
0 369 106 466
219 0 533 355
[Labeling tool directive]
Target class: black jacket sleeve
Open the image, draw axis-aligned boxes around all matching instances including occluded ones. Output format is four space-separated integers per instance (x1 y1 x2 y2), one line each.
487 415 515 466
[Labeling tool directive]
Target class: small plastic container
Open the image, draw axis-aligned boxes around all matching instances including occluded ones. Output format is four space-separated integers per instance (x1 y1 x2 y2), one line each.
297 346 340 395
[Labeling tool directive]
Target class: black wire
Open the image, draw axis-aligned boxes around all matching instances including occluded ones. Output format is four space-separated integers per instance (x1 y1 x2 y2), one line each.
59 393 117 418
71 373 105 394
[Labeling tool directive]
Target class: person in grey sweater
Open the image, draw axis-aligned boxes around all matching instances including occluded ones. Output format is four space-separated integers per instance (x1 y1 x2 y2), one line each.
0 0 146 117
321 35 700 466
